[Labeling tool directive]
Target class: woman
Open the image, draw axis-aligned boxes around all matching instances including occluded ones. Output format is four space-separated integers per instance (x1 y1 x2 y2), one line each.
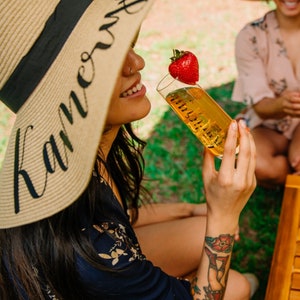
0 0 257 299
232 0 300 187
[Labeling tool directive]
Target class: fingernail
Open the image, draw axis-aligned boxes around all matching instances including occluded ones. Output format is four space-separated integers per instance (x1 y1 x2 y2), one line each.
239 119 247 128
231 120 237 130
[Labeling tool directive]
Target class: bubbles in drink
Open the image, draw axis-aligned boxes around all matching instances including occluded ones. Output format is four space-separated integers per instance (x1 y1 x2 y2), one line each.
166 87 232 157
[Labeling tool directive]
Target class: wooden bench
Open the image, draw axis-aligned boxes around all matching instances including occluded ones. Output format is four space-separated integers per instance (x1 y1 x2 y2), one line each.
265 175 300 300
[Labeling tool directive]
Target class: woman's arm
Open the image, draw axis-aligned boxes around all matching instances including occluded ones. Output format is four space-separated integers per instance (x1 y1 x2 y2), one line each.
191 120 256 299
254 91 300 119
133 202 207 228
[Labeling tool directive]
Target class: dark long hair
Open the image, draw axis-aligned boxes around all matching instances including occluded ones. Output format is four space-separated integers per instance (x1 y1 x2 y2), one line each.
0 123 149 299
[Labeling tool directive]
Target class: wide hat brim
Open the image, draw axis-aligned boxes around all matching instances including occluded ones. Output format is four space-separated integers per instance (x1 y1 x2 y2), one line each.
0 0 154 228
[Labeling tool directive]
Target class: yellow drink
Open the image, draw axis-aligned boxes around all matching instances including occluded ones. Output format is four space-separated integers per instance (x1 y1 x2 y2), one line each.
165 86 232 157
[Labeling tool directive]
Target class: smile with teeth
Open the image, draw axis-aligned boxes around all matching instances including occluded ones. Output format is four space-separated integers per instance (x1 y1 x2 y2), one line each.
282 0 300 7
121 82 143 97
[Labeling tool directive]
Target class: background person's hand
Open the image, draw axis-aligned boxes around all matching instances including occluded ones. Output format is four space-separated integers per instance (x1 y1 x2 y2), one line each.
281 90 300 117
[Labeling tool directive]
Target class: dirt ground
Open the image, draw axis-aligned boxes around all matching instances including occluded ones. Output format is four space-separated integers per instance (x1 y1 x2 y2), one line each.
140 0 269 85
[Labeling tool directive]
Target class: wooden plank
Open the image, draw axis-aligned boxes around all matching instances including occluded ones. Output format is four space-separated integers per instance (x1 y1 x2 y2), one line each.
286 176 300 189
265 175 300 300
290 290 300 300
292 272 300 290
294 257 300 269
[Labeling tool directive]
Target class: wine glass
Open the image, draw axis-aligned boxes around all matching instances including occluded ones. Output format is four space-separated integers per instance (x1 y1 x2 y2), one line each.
156 73 239 158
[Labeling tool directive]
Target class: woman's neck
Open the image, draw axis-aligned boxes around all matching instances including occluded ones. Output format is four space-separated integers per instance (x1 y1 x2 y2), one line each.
99 125 121 160
97 125 124 207
276 10 300 32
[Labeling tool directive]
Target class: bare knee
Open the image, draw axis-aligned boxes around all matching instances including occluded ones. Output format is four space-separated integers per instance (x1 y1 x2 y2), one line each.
289 125 300 172
255 155 290 186
289 150 300 172
252 127 291 185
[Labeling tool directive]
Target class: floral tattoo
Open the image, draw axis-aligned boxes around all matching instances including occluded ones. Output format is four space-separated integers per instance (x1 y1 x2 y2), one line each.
191 234 235 300
205 234 234 253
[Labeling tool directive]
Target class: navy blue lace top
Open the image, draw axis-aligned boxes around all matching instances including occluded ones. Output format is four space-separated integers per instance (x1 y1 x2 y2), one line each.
75 177 193 299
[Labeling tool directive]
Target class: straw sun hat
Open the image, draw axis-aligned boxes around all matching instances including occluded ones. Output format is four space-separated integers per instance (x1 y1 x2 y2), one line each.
0 0 154 229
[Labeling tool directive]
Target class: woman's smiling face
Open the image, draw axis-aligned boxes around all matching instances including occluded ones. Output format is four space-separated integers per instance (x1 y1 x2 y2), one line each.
105 47 151 127
274 0 300 16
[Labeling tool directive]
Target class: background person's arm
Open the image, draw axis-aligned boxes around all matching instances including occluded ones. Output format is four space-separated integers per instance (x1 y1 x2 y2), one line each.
253 91 300 119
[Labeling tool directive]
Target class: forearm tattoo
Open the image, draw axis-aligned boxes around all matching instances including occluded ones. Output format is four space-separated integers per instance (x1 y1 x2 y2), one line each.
191 234 235 300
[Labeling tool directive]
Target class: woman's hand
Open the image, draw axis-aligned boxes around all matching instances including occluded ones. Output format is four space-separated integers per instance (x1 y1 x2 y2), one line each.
191 122 255 299
254 91 300 119
202 120 256 233
281 90 300 117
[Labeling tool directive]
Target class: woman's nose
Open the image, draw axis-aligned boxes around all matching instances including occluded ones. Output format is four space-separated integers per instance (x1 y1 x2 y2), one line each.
123 48 145 76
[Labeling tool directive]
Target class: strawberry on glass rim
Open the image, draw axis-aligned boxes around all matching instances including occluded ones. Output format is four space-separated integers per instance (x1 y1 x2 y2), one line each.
168 49 199 85
157 49 239 158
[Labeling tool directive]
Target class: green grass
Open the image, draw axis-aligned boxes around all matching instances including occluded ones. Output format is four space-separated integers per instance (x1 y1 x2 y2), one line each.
142 82 283 300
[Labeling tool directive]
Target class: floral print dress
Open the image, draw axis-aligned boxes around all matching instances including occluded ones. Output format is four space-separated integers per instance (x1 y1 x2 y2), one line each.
232 10 300 139
76 177 192 299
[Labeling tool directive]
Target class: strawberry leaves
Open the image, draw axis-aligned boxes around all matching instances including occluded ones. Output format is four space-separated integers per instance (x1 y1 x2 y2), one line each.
168 49 199 85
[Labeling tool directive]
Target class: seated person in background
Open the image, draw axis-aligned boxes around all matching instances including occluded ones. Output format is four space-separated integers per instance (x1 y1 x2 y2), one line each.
232 0 300 188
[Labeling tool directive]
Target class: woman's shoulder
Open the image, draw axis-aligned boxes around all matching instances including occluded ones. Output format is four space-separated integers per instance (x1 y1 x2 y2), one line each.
250 10 275 27
235 10 277 54
239 10 277 36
